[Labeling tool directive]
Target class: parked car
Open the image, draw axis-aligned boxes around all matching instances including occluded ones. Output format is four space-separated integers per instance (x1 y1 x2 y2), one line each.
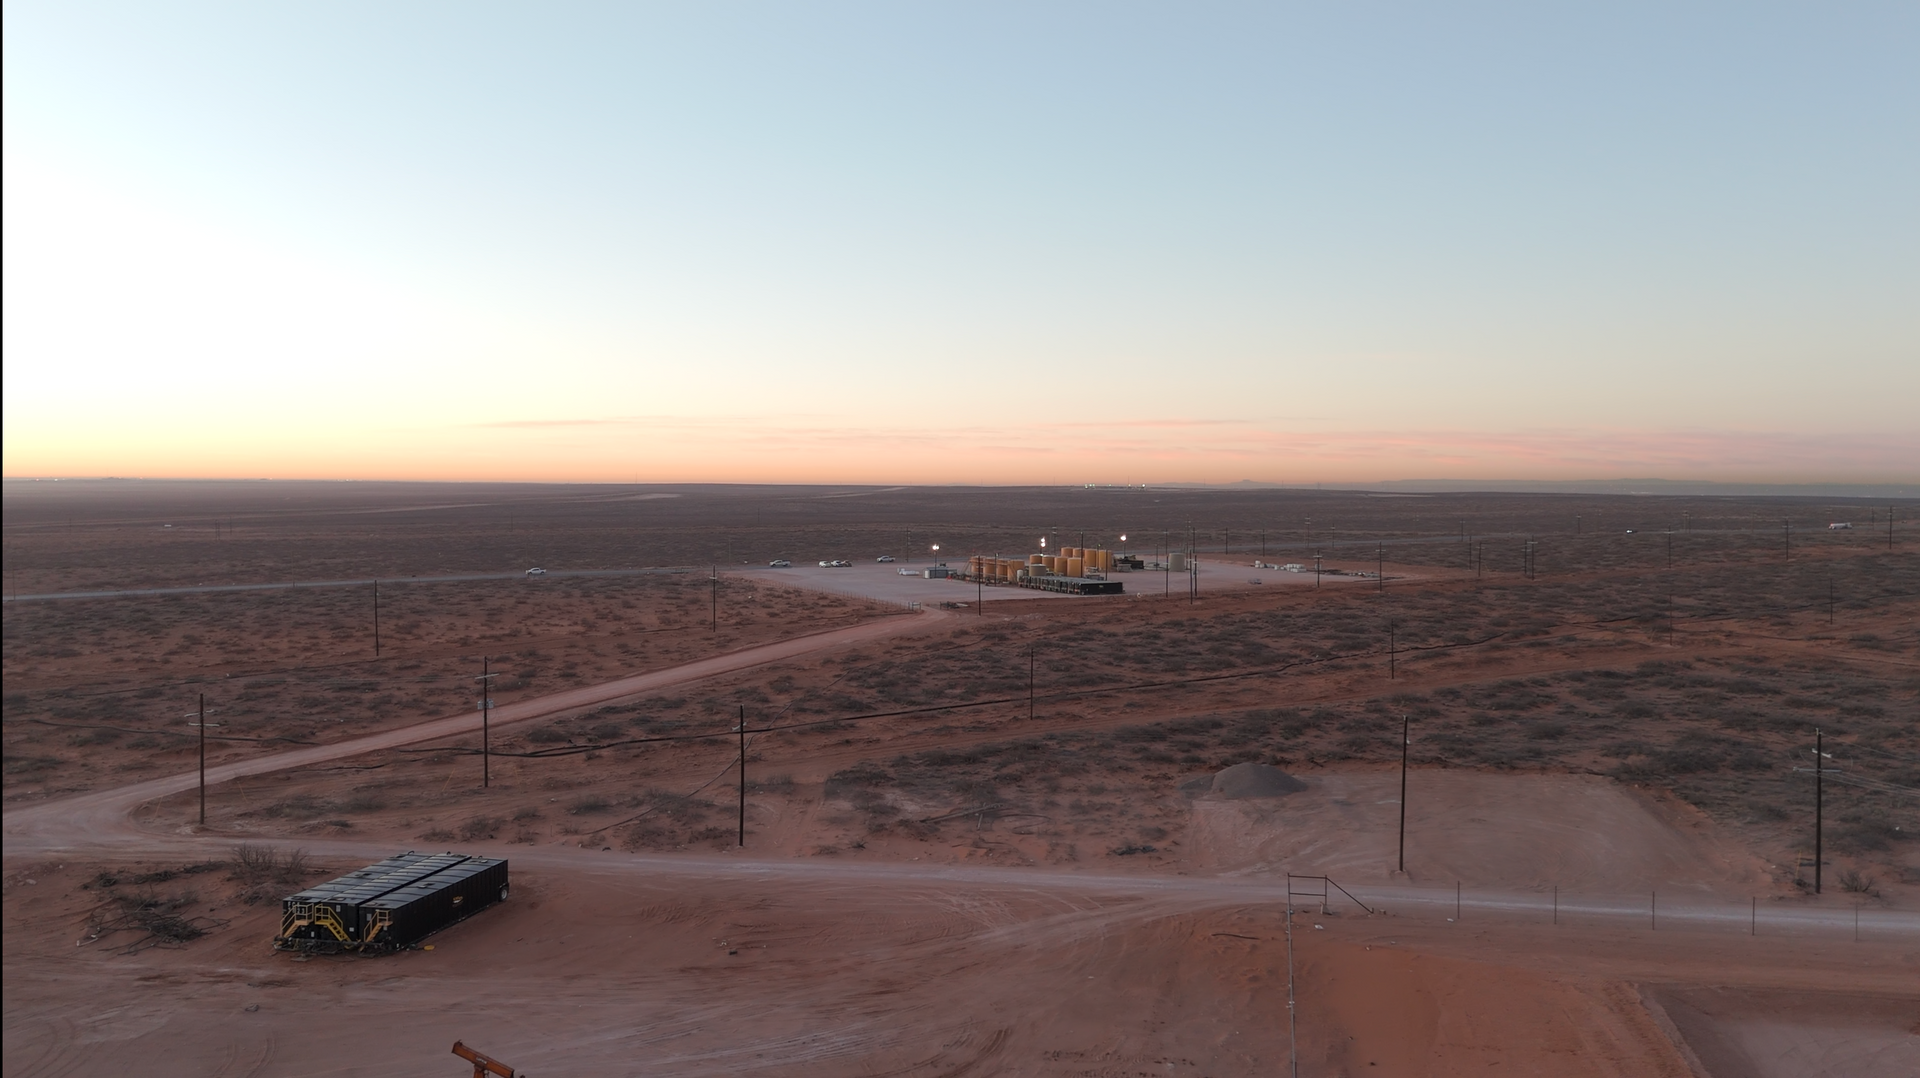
828 559 851 568
525 567 547 576
877 555 896 563
769 559 791 568
819 560 833 567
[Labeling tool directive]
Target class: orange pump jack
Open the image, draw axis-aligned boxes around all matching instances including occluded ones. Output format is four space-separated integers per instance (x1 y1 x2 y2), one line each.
452 1041 515 1078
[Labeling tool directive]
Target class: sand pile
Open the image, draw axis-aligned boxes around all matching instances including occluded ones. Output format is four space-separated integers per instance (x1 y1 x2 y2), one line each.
1181 762 1308 799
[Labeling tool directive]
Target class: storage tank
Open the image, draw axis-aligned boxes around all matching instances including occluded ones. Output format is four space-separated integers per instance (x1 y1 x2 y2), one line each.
1000 560 1016 581
1066 557 1084 578
1029 554 1044 565
1169 552 1188 573
1042 555 1057 573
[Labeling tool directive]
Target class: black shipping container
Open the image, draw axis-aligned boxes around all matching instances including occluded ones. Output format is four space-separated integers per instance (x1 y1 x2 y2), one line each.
276 851 508 953
360 856 509 950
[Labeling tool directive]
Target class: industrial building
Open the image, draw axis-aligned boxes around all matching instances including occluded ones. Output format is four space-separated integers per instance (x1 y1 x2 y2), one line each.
276 851 508 953
958 545 1126 595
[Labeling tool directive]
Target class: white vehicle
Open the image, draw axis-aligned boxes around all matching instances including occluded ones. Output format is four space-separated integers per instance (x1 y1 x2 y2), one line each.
877 555 896 563
829 559 851 568
897 568 918 576
769 559 792 568
525 567 547 576
1828 522 1853 530
819 560 834 567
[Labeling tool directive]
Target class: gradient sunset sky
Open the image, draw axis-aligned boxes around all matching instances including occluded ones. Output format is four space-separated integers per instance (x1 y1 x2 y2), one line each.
5 3 1916 485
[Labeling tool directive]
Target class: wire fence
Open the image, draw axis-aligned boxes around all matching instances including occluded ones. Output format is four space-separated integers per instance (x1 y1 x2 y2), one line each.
1309 880 1920 944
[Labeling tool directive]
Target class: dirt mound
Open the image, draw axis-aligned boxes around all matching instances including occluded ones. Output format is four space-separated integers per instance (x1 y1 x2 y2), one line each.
1183 762 1307 799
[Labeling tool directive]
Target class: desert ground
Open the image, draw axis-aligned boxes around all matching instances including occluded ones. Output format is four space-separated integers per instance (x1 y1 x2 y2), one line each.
4 480 1917 1077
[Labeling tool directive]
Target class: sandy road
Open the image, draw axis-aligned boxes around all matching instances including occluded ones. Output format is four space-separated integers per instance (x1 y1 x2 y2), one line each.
2 609 940 856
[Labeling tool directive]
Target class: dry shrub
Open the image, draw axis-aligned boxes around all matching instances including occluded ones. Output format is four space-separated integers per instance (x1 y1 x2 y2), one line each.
228 844 313 904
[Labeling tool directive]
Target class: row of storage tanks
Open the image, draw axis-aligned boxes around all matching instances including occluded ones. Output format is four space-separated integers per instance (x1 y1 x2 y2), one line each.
969 547 1116 581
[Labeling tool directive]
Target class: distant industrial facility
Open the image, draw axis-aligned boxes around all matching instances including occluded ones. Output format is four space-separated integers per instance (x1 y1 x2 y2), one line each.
957 545 1137 595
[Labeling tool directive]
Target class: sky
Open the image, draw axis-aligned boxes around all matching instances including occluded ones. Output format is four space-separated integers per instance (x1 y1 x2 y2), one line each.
4 2 1916 485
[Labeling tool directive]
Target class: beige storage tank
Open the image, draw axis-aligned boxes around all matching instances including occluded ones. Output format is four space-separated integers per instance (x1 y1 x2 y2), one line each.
1066 557 1084 578
1000 560 1016 581
1169 552 1188 573
1042 555 1057 573
1029 554 1044 565
1095 549 1109 571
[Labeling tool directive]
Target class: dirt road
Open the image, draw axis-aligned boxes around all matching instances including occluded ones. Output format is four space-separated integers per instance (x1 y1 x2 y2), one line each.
3 609 941 856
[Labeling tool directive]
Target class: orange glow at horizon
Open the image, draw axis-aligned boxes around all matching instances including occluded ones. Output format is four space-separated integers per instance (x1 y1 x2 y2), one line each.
5 416 1913 486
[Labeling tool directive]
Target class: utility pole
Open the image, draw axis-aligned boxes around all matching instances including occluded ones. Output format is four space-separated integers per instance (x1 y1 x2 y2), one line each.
476 658 498 788
1398 714 1409 873
1315 551 1322 589
738 706 747 847
188 695 223 825
1814 729 1825 893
